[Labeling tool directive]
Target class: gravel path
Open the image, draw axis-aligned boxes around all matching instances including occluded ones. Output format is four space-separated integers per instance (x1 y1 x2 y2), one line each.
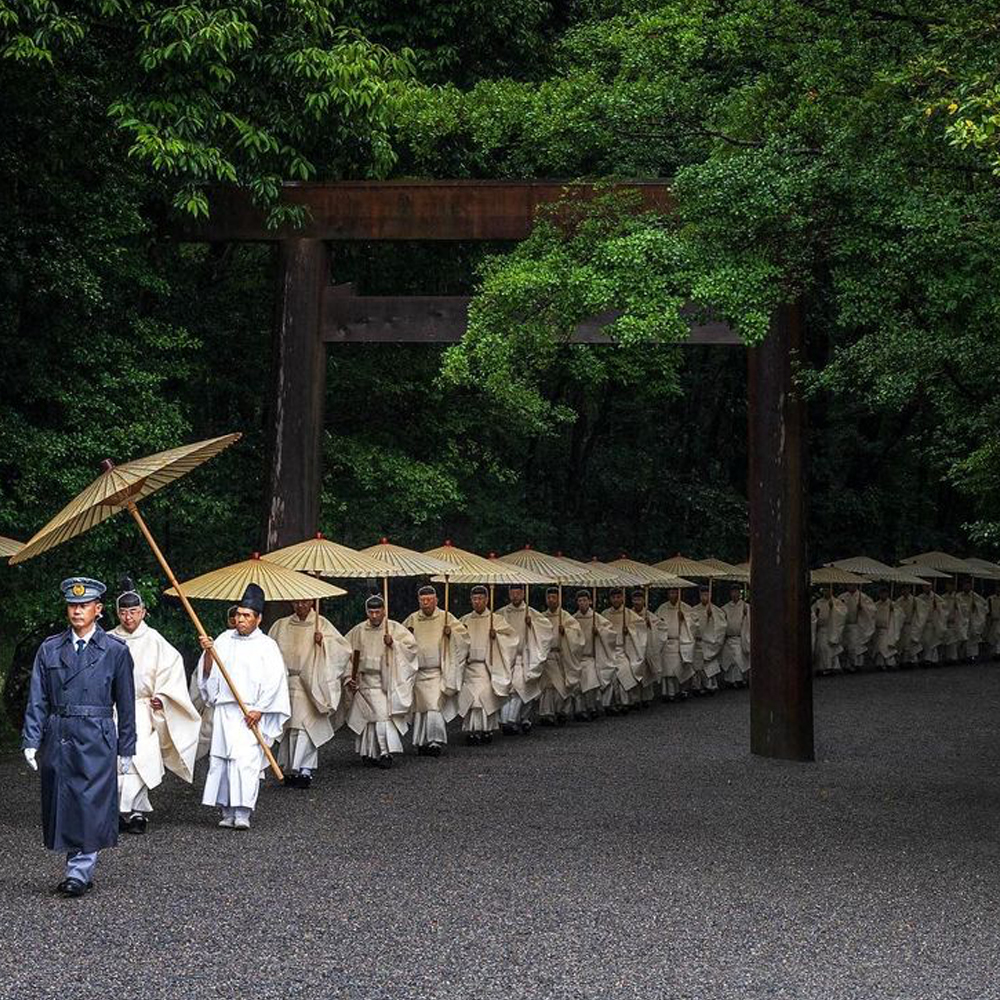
2 664 999 1000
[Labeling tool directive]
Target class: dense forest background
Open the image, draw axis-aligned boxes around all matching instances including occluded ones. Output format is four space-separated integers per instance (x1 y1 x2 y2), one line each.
2 1 999 666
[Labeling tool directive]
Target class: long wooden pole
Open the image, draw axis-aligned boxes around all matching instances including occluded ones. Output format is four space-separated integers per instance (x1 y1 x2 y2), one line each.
126 501 284 781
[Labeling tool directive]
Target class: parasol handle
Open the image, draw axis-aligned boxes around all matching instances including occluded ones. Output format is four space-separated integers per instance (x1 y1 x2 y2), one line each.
383 577 390 635
489 584 495 667
126 502 284 781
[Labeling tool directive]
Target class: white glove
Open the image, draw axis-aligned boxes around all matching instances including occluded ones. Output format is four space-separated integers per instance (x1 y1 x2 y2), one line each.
118 756 133 775
23 748 37 771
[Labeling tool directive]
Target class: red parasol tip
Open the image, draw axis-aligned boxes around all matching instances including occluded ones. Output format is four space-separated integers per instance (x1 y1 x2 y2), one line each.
524 543 532 550
251 552 260 560
99 459 116 472
315 531 324 539
380 537 389 544
444 539 453 546
488 551 498 559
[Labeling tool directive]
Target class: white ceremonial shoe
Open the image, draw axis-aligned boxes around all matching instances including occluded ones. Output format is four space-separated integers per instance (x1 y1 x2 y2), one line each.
218 816 235 828
233 816 251 830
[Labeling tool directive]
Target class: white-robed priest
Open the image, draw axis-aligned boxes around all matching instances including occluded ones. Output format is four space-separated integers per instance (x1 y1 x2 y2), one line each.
269 599 351 788
345 595 419 768
111 579 200 835
655 589 695 700
840 584 875 670
458 586 517 744
812 590 847 675
957 578 988 662
720 584 751 687
497 584 553 735
894 584 926 667
688 584 726 694
195 584 290 830
539 587 585 725
631 590 666 706
403 585 470 756
601 588 649 713
871 585 903 669
573 590 621 719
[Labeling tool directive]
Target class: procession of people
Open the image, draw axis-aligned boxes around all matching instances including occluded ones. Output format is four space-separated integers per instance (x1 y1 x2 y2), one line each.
19 562 1000 897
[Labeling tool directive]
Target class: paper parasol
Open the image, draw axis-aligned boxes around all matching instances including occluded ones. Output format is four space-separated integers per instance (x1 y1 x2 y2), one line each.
262 532 385 577
699 557 751 583
811 567 868 585
900 551 978 575
897 562 948 580
358 538 454 622
652 554 729 578
826 556 928 585
498 545 597 584
554 555 643 588
10 435 240 563
165 553 347 601
606 555 692 588
0 535 23 559
424 540 503 576
962 557 1000 580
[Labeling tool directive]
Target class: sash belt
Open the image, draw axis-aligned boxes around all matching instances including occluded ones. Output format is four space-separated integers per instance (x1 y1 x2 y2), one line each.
52 705 113 718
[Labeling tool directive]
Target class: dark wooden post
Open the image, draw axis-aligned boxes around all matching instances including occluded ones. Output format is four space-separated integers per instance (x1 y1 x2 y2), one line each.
747 300 813 761
263 238 328 550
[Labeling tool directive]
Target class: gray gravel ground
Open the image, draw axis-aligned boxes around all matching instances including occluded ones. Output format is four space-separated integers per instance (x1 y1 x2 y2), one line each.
2 663 1000 1000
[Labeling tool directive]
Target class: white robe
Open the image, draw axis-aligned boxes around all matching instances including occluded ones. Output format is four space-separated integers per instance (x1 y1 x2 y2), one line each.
840 590 875 667
958 591 988 658
894 593 926 664
344 619 419 757
720 600 751 681
539 608 585 717
871 599 903 666
197 628 290 811
813 596 847 673
112 621 200 814
402 608 470 745
688 601 726 683
495 603 553 704
654 601 695 693
268 612 351 771
939 592 968 660
458 609 517 731
601 606 649 703
988 595 1000 656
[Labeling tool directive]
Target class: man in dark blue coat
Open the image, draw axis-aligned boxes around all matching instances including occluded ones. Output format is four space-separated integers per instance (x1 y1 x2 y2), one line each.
22 577 137 897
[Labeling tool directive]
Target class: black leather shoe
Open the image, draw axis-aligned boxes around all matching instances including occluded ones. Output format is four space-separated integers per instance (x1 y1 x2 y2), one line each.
501 722 518 735
424 742 442 757
126 814 147 835
118 815 128 833
465 732 481 746
481 731 493 745
556 713 568 726
520 721 533 735
295 773 312 789
376 754 393 769
57 878 92 898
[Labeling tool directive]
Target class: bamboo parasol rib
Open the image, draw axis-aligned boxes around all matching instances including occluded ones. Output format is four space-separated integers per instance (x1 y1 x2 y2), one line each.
0 535 23 559
262 532 387 577
7 434 290 780
606 555 693 588
811 567 868 585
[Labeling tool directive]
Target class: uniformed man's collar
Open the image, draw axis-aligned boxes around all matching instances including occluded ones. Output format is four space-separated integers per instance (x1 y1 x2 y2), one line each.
71 623 98 646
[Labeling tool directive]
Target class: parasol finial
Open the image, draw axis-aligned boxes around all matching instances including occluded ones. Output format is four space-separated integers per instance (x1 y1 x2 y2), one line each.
100 458 116 472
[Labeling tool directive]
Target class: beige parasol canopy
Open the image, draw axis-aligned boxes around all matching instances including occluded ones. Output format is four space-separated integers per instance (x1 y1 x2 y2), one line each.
811 567 868 586
900 551 978 575
165 553 346 601
423 540 502 576
700 557 751 583
963 557 1000 580
0 535 23 559
826 556 928 586
10 434 241 564
605 555 693 588
897 562 948 580
359 539 453 577
262 532 386 578
432 551 550 586
498 545 598 584
556 555 644 588
652 553 729 579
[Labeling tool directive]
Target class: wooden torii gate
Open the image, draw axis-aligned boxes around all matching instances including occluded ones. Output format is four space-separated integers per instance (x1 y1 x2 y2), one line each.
181 180 811 762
